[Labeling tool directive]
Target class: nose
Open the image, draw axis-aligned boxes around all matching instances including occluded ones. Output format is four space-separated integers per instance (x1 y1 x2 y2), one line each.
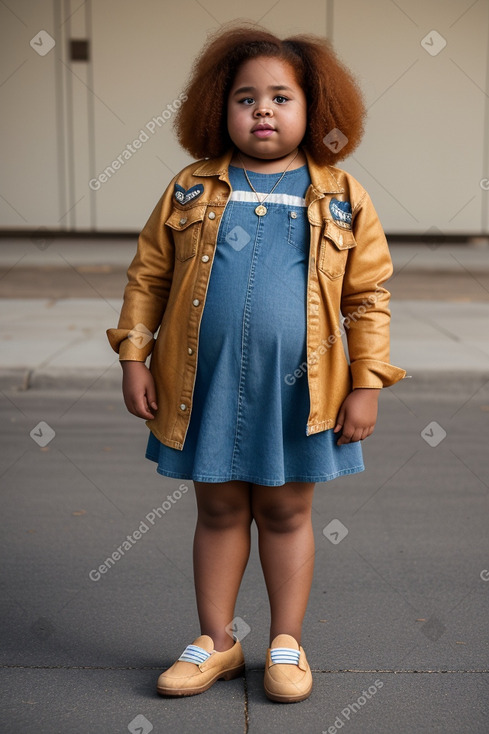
254 106 272 117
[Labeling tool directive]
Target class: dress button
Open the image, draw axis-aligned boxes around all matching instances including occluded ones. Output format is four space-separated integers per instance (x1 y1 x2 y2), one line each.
180 403 187 411
201 254 209 262
208 211 216 220
179 217 187 225
188 347 193 355
192 299 200 306
290 211 297 219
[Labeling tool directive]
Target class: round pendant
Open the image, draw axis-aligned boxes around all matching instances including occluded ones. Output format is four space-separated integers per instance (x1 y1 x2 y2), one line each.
255 204 267 217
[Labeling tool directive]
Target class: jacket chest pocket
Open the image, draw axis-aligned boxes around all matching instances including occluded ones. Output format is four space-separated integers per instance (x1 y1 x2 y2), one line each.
165 205 206 261
318 220 357 279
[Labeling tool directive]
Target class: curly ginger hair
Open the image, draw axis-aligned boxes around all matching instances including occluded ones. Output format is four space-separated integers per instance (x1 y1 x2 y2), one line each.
173 22 366 166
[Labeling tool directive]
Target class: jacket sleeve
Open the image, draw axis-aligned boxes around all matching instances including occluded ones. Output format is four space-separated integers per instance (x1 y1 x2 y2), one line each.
341 190 406 388
106 178 177 361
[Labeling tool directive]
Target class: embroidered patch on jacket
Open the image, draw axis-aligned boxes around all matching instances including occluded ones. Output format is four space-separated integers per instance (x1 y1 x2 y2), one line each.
174 183 204 205
329 198 352 229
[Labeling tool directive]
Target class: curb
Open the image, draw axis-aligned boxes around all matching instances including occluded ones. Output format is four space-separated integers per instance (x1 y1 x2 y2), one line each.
0 366 122 392
1 368 488 394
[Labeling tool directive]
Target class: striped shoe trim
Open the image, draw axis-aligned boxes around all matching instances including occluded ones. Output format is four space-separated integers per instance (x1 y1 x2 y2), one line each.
178 644 212 665
270 647 301 665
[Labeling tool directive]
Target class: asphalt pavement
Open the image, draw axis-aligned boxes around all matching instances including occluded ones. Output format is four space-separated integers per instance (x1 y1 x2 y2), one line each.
0 237 488 733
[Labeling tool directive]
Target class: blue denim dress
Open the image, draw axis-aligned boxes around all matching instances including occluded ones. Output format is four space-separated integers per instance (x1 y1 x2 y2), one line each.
146 164 364 486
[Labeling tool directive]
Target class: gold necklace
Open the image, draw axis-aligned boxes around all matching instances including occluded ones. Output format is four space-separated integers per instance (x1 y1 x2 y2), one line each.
238 149 300 217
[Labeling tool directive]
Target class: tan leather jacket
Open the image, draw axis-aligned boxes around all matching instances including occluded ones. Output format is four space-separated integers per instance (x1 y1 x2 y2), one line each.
107 147 406 449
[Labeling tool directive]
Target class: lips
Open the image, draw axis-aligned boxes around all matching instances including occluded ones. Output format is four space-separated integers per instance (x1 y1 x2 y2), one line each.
253 128 275 138
252 124 275 138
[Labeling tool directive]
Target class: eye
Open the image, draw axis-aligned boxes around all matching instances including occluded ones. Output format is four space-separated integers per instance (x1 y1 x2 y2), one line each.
239 97 255 105
274 95 288 104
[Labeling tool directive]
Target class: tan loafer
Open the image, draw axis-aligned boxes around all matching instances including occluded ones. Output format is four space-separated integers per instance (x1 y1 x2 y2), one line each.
157 634 245 697
263 634 313 703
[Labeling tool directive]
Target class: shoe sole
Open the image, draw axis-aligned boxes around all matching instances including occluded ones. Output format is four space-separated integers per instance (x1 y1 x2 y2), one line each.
157 662 245 697
264 682 312 703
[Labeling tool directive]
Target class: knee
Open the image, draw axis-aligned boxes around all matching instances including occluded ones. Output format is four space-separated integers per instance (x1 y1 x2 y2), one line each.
198 499 252 531
253 502 310 534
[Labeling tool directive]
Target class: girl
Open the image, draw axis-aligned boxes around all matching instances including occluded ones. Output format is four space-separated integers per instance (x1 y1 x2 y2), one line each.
107 23 405 703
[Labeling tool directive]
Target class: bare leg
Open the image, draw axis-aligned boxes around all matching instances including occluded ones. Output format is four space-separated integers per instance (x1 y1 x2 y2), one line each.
251 481 315 645
193 480 252 651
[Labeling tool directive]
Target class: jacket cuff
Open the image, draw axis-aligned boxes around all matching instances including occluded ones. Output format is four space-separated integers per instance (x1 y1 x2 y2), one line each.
350 359 407 389
106 327 154 362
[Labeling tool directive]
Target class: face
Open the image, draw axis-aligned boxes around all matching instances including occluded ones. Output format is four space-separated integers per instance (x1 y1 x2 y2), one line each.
227 56 307 162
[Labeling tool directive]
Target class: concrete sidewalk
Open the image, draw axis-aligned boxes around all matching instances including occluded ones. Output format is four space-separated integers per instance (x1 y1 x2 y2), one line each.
1 238 488 733
1 297 489 391
0 239 488 388
1 237 488 268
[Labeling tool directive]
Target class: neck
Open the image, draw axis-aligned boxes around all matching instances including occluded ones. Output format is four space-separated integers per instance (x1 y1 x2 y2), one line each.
232 148 306 173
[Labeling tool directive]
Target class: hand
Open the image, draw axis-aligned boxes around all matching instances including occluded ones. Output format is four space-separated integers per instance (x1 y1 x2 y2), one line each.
121 361 158 420
333 388 380 445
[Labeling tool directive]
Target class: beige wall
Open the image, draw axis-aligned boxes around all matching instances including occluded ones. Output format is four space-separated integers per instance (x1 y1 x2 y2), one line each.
1 0 488 234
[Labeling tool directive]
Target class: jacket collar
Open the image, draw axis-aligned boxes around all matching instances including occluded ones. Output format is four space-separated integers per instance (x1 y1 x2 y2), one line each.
192 147 343 194
303 148 344 195
192 148 235 179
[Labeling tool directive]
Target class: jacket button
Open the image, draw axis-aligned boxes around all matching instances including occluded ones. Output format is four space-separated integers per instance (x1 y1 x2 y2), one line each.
180 403 187 411
188 347 193 355
290 211 297 219
201 254 209 262
208 211 216 220
179 217 187 225
192 299 200 306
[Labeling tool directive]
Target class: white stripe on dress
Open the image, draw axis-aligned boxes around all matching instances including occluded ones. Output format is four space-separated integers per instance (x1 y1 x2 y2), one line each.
229 190 307 208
